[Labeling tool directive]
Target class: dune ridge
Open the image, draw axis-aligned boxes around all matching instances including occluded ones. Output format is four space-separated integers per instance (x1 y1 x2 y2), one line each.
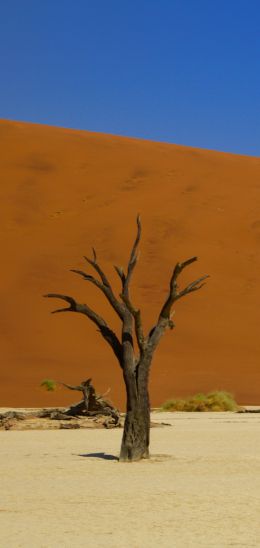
0 119 260 408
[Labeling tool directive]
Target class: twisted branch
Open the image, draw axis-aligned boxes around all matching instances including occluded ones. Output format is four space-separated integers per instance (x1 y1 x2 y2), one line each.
84 248 110 287
160 257 208 318
44 294 123 364
148 257 208 349
70 266 125 320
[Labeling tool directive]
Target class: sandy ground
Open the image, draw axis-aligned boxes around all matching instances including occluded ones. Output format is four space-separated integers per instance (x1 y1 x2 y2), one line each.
1 412 260 547
1 120 260 408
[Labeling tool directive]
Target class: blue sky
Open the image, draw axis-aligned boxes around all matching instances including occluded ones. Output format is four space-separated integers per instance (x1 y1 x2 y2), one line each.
0 1 259 155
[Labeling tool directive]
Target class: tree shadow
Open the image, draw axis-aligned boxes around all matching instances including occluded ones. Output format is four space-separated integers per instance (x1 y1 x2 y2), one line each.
78 452 119 461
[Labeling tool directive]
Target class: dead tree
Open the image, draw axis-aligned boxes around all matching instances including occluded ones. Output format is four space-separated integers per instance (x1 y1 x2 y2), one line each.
44 216 208 461
58 378 102 415
57 378 120 424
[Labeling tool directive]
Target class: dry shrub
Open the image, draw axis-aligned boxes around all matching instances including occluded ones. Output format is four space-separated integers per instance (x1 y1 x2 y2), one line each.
161 391 239 412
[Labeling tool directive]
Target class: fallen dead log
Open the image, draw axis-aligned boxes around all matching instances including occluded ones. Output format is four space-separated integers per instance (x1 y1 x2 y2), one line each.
237 408 260 413
40 378 121 427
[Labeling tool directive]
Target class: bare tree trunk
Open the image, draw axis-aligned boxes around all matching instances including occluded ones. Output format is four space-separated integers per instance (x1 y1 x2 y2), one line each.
119 356 151 462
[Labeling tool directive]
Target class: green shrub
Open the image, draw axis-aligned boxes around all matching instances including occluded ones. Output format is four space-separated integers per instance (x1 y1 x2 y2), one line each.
40 379 57 392
161 390 239 412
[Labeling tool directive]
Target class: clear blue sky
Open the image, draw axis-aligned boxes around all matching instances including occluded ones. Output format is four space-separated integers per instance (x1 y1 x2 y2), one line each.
1 1 259 155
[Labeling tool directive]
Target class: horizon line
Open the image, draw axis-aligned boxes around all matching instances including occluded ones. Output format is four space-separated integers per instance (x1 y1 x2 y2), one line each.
1 117 259 160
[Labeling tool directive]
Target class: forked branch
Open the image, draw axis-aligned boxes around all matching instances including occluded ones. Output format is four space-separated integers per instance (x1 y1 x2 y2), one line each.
84 248 110 287
44 293 123 363
176 275 209 300
70 266 124 320
148 257 208 349
114 265 126 289
120 293 145 353
160 257 208 319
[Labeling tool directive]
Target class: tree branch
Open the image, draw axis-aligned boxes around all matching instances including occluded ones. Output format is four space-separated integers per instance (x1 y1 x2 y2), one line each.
114 265 126 289
148 257 208 350
120 293 146 353
123 214 141 296
116 215 142 366
58 381 91 392
176 275 209 300
160 257 204 318
70 268 125 320
43 294 123 364
148 317 174 351
84 248 110 287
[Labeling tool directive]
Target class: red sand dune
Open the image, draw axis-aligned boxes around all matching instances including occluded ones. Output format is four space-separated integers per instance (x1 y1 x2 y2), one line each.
0 119 260 408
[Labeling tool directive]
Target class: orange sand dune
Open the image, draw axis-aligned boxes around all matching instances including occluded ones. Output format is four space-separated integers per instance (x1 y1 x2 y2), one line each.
0 120 260 408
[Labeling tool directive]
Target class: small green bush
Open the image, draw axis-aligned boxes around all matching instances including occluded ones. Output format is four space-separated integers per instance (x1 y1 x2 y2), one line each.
161 390 239 412
40 379 57 392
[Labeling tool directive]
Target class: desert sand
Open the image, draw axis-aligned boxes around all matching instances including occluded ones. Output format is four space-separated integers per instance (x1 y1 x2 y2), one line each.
0 120 260 408
1 411 260 547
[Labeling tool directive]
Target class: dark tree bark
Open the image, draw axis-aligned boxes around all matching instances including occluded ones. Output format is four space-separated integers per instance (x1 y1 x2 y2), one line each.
54 378 120 424
44 216 208 462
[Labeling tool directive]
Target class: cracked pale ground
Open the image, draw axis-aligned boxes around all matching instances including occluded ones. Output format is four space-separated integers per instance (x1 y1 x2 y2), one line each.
1 412 260 547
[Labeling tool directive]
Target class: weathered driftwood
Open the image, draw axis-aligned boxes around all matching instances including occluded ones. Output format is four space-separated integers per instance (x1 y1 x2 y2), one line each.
237 408 260 413
0 411 26 421
46 378 121 426
0 379 121 430
45 216 207 461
